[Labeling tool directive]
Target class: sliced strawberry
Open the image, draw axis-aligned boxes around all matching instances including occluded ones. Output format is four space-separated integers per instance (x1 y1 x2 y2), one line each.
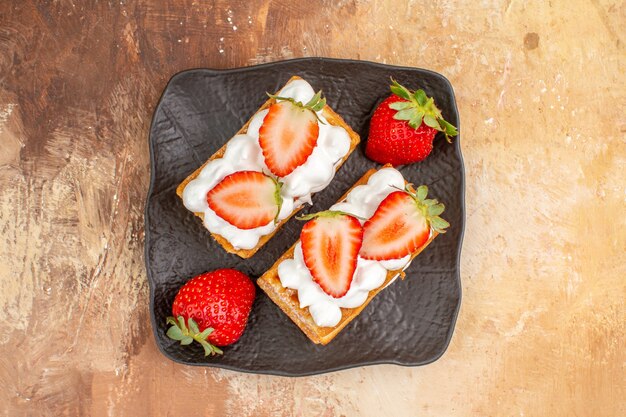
300 211 363 298
259 92 325 177
206 171 282 230
360 186 449 260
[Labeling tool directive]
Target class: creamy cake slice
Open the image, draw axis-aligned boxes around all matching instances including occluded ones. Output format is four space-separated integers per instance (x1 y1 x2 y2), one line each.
177 76 360 258
258 166 445 345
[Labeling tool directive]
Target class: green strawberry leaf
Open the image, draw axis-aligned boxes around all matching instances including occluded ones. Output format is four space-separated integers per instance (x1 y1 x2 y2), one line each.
272 178 284 224
305 90 326 112
408 111 424 129
177 316 187 331
423 114 439 129
428 204 445 216
393 108 418 121
386 79 458 146
389 101 412 110
188 317 200 335
199 340 214 356
199 340 223 357
165 315 223 356
166 325 185 341
390 85 410 100
305 90 321 107
199 327 214 340
399 183 450 234
416 185 428 201
414 89 428 106
430 216 450 232
267 91 327 124
315 98 327 112
297 210 366 222
390 79 412 100
439 118 459 137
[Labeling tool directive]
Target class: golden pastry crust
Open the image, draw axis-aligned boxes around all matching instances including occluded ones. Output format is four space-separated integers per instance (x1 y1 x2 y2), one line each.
257 166 439 345
176 76 361 259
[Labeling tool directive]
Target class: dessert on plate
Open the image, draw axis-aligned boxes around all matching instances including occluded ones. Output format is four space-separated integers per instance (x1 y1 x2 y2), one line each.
177 76 360 258
257 165 450 345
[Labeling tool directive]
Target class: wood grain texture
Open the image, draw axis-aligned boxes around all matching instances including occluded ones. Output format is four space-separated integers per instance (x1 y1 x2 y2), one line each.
0 0 624 416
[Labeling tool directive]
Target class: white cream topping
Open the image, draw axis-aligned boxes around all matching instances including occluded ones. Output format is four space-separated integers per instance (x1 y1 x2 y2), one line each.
181 79 351 250
277 167 416 327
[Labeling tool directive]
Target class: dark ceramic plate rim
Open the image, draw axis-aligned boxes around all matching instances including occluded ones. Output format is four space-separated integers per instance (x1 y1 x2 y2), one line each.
144 57 464 376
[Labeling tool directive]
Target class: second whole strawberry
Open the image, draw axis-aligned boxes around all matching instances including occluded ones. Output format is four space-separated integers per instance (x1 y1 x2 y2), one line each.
366 79 458 166
166 269 256 356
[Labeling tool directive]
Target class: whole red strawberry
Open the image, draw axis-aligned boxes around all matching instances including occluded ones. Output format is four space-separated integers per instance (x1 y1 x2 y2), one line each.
365 79 458 166
166 269 256 356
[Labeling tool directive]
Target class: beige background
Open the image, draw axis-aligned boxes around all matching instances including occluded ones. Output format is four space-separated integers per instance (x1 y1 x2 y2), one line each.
0 0 624 416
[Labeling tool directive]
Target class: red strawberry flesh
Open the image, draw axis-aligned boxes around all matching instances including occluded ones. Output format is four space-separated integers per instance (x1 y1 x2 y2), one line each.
300 213 363 298
259 101 319 177
360 191 430 260
206 170 280 230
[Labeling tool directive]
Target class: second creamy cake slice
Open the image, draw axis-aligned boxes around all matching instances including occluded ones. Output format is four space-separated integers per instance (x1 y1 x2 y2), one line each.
258 166 449 345
177 76 360 258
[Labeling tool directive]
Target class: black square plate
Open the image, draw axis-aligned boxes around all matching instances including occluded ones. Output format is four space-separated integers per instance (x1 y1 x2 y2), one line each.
145 58 464 376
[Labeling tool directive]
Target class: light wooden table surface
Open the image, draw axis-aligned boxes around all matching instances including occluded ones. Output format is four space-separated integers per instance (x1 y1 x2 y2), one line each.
0 1 623 416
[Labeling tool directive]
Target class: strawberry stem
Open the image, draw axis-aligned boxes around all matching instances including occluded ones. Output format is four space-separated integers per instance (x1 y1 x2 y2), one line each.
296 210 366 221
166 316 223 356
389 184 450 233
266 91 327 124
271 177 284 223
388 78 458 142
